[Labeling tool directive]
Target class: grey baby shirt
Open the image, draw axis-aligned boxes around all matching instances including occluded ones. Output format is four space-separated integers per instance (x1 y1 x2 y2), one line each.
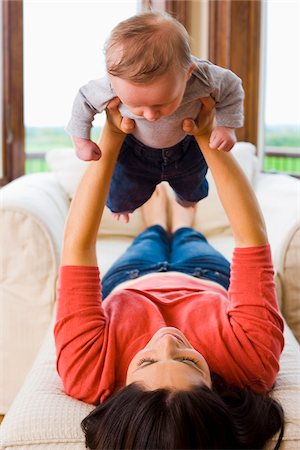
66 56 244 149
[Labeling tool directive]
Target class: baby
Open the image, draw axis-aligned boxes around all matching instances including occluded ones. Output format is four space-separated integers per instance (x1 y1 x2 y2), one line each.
67 11 244 220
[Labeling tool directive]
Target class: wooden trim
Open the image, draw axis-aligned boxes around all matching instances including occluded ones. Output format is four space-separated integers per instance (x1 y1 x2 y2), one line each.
265 147 300 158
209 0 231 66
26 152 46 160
145 0 189 30
209 0 261 147
1 0 24 186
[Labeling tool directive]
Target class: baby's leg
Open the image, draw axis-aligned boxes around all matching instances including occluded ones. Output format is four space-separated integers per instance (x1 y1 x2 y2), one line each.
107 137 160 219
168 136 208 206
111 183 167 224
108 169 158 220
173 197 198 208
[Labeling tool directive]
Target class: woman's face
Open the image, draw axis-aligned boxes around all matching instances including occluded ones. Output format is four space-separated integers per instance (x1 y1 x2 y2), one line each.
126 327 211 390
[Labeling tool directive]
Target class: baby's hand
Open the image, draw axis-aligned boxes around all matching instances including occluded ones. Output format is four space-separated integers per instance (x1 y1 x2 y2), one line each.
72 136 102 161
209 126 237 152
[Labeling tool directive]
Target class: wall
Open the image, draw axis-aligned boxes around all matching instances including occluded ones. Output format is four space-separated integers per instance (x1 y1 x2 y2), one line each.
188 0 209 59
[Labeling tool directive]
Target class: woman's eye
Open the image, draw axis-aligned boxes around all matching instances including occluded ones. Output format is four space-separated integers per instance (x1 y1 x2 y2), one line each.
137 358 156 366
181 357 199 365
137 357 199 366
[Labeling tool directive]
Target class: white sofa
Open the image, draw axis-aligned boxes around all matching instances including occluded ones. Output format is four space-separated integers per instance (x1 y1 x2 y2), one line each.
0 142 300 448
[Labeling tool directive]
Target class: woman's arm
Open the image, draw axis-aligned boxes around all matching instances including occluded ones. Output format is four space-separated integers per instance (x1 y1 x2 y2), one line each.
61 98 134 266
185 101 284 392
183 98 268 247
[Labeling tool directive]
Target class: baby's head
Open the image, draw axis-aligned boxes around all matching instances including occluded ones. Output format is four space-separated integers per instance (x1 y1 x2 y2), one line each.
104 12 195 121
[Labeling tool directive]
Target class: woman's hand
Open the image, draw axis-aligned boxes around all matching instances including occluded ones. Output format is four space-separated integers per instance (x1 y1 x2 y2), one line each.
182 97 216 138
105 97 135 136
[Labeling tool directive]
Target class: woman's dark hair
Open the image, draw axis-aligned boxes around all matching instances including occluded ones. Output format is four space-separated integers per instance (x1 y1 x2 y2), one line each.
81 374 284 450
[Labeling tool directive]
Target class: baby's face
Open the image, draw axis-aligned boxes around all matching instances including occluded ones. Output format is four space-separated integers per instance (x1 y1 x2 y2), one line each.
109 66 194 122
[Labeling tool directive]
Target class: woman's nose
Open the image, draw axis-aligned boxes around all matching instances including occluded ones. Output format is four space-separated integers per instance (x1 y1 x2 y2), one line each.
157 335 181 357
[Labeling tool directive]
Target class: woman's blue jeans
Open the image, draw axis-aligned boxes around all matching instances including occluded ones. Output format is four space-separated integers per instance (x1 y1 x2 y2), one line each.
102 225 230 299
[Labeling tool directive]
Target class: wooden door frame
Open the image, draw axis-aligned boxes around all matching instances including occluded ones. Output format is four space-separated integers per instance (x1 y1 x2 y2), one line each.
1 0 24 186
209 0 261 146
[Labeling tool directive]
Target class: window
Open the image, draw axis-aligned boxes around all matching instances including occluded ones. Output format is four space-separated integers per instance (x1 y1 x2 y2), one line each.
260 0 300 175
24 0 139 173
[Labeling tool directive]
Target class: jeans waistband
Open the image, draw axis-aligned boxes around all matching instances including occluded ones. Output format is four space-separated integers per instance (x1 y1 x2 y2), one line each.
125 134 193 161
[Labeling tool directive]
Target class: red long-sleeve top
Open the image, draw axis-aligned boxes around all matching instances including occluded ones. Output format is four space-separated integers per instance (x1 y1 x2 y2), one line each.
54 245 284 405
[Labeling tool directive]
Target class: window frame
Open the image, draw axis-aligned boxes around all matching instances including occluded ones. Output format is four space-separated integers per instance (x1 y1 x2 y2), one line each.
257 0 300 175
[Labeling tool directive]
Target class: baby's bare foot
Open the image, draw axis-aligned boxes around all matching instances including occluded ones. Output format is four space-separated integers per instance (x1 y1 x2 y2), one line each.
111 212 130 223
141 184 168 230
170 197 196 233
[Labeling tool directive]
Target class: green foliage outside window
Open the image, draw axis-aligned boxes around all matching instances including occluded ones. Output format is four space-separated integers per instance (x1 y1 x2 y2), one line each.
25 127 101 174
25 125 300 176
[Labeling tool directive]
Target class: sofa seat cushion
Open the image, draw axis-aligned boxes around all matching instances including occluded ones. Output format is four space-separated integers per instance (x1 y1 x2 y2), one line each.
0 318 299 449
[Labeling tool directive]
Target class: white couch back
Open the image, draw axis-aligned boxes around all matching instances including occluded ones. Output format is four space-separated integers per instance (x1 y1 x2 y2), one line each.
46 141 258 239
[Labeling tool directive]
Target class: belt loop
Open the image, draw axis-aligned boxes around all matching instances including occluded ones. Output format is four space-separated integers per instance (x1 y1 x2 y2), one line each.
158 261 168 272
126 269 139 279
182 135 189 153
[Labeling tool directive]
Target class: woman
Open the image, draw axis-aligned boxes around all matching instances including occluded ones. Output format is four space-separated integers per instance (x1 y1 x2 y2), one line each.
54 98 284 449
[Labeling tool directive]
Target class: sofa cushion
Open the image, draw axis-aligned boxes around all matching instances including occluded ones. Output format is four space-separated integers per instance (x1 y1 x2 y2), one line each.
96 236 134 276
0 318 299 449
254 173 300 342
46 148 146 238
46 142 257 237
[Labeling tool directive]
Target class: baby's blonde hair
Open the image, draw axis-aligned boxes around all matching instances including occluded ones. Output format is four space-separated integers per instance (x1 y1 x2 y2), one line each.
104 12 192 83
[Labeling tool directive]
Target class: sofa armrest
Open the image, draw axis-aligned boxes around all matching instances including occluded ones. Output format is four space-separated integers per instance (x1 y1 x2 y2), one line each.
0 172 70 413
255 172 300 342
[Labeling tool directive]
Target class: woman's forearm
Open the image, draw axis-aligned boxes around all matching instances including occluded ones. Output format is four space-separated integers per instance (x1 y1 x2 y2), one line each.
196 133 268 247
61 126 125 265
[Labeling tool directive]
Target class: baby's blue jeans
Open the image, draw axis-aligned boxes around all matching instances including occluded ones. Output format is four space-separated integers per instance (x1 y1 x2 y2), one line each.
107 134 208 213
102 225 230 299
